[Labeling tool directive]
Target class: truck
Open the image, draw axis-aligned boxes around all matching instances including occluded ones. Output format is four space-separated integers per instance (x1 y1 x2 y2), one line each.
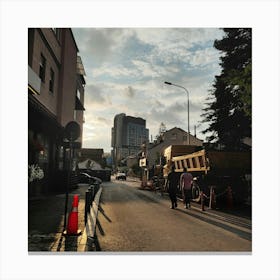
164 147 251 207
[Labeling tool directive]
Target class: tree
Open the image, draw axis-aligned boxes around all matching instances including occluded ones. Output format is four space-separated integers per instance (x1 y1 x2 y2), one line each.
201 28 252 150
131 163 142 177
154 123 166 144
159 122 166 135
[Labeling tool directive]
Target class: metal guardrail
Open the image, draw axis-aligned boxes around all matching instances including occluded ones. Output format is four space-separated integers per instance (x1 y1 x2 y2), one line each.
85 182 100 221
84 182 102 251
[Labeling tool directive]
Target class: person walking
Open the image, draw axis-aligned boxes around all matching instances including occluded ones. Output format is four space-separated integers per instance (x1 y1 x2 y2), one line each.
166 165 179 209
180 167 193 209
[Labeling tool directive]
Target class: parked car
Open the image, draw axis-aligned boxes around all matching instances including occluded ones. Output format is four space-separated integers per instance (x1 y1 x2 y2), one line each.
116 172 126 180
78 168 111 182
78 172 102 185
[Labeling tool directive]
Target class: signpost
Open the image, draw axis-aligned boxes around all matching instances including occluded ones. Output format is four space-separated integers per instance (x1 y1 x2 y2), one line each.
139 158 147 167
63 121 80 232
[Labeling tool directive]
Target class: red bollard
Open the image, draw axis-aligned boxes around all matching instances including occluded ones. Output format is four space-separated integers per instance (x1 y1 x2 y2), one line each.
209 187 216 210
226 186 233 210
212 189 216 209
200 191 205 211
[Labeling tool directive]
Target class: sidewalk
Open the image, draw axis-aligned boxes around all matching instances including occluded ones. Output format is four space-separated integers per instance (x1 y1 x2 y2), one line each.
28 184 90 252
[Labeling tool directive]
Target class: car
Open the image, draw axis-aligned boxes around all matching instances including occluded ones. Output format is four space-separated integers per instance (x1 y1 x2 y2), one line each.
78 172 102 185
116 172 126 180
79 168 111 182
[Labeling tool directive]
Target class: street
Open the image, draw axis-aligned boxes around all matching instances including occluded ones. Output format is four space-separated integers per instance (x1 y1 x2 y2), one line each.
2 19 276 280
95 177 252 252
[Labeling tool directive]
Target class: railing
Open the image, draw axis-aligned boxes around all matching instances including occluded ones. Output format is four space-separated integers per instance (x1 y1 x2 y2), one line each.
84 181 102 251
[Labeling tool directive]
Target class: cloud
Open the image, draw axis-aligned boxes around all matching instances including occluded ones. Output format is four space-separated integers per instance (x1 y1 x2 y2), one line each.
92 64 139 79
134 28 224 66
188 47 221 68
74 28 134 65
85 84 106 105
72 28 225 151
124 86 135 98
97 117 111 125
131 59 159 78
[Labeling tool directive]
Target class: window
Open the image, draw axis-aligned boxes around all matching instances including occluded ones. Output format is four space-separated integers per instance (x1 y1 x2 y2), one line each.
39 54 46 82
49 68 55 93
171 133 177 140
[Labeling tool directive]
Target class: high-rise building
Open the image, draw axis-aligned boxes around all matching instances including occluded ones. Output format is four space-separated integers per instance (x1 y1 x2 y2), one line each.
111 113 149 166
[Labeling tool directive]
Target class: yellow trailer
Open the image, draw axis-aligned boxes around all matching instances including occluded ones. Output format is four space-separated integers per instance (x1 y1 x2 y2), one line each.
172 149 210 174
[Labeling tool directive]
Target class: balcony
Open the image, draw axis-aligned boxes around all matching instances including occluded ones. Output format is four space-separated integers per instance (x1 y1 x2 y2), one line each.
28 66 41 95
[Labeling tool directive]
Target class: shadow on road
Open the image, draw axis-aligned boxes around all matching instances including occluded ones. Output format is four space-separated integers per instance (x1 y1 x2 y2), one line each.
176 208 251 241
94 204 114 251
53 234 79 251
99 205 112 222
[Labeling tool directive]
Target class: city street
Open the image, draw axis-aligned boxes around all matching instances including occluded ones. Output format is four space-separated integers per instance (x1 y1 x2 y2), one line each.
1 12 278 280
95 177 252 252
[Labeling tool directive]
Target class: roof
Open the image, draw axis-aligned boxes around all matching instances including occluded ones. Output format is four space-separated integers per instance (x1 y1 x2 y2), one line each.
166 127 186 134
69 28 79 52
78 159 102 170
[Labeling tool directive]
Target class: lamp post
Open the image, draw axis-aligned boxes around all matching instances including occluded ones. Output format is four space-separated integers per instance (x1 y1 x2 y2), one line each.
164 81 190 144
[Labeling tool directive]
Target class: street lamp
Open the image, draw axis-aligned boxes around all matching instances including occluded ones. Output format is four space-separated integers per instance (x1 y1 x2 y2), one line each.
164 81 190 144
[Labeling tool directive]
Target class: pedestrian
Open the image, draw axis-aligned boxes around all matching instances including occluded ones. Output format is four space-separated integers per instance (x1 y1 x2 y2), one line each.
180 167 193 209
166 165 179 209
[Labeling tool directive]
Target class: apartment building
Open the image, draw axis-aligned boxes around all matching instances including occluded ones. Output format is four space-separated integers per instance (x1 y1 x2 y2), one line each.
28 28 86 195
111 113 149 167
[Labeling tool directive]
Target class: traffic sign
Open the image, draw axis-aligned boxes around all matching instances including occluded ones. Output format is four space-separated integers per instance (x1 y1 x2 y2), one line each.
65 121 80 141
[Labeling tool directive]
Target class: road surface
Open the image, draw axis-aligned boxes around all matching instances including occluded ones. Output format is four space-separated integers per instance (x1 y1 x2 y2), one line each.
95 177 251 252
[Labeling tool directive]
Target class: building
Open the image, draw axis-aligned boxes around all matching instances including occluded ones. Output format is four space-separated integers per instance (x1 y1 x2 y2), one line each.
28 28 86 195
111 113 149 167
79 148 105 167
147 127 203 167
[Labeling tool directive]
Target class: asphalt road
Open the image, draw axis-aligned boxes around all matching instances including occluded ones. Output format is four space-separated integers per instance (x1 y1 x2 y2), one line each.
95 177 252 252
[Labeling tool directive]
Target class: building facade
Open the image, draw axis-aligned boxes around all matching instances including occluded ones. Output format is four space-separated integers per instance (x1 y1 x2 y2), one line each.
111 113 149 167
28 28 86 195
147 127 203 167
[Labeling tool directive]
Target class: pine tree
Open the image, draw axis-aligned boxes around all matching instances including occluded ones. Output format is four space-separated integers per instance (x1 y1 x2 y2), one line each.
201 28 252 150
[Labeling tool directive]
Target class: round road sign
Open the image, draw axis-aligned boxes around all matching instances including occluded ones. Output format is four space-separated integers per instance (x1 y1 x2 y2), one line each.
65 121 80 141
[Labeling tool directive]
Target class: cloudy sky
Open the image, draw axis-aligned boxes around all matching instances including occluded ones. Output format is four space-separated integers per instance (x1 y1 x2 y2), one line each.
72 28 225 153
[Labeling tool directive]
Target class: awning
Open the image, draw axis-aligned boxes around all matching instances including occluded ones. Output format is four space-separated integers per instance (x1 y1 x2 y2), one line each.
75 96 85 111
28 93 64 135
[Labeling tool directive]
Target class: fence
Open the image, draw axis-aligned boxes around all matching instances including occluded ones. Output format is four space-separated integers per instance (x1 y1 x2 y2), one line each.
83 181 102 251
